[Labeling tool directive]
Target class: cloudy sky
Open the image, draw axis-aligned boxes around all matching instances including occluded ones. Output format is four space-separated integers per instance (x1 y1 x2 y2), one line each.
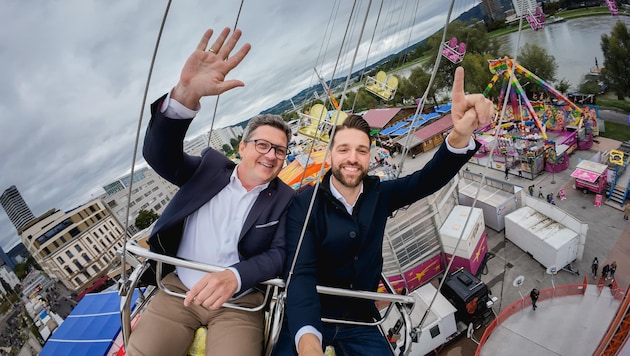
0 0 474 251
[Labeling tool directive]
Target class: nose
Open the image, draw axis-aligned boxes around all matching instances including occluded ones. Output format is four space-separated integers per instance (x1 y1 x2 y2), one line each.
264 147 279 159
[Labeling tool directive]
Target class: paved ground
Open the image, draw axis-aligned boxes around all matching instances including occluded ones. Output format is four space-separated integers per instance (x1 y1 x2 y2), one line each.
389 136 629 355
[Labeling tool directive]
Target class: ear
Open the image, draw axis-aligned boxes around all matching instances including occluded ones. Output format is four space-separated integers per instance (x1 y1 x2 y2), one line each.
238 141 246 156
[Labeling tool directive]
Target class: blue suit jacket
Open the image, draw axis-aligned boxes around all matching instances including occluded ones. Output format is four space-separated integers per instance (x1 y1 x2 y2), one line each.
142 95 294 293
284 140 480 339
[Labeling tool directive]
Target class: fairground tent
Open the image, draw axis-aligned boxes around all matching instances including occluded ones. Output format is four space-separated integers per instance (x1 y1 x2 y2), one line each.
40 289 142 356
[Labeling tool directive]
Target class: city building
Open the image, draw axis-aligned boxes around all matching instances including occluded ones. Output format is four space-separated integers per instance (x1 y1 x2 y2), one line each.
511 0 537 17
99 167 177 235
480 0 505 20
19 198 125 292
1 185 35 231
208 125 244 152
184 133 210 156
0 264 20 297
0 244 16 270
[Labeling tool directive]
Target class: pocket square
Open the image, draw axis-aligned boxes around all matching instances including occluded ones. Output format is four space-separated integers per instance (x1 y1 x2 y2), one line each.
255 220 279 228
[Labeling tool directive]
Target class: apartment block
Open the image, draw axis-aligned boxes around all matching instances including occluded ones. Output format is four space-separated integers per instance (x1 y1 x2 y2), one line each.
19 199 125 292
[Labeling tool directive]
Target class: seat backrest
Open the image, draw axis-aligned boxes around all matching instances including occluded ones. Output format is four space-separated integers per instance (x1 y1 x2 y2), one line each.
309 104 327 127
387 75 399 90
448 37 458 48
375 70 387 83
457 42 467 55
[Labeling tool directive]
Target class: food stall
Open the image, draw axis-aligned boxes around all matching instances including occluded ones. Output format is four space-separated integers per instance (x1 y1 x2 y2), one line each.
570 160 608 194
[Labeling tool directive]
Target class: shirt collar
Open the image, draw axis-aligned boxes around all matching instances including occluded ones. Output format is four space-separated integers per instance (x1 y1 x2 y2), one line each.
329 179 363 215
232 164 270 193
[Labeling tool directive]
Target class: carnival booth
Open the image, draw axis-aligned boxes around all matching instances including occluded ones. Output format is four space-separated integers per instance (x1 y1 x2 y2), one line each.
505 206 579 269
438 206 488 275
570 160 608 194
458 180 518 231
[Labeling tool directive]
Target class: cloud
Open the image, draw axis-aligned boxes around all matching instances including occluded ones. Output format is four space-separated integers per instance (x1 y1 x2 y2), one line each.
0 0 460 251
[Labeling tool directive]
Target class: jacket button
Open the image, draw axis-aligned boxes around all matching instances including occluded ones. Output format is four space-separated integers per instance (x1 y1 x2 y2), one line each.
349 231 356 238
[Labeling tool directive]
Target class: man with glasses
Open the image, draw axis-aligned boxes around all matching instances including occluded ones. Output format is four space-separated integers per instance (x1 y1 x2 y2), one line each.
127 28 294 355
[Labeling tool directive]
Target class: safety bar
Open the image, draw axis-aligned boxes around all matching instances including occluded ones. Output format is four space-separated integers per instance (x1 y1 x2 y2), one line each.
123 242 416 355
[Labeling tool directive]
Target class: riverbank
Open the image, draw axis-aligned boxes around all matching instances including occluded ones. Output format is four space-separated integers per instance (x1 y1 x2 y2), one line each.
490 6 629 38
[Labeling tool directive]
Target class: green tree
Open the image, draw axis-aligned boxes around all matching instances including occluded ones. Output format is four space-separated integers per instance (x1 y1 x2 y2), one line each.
230 138 240 151
135 209 160 230
221 144 233 156
577 78 600 95
461 53 497 95
601 21 630 99
516 43 558 95
555 79 571 94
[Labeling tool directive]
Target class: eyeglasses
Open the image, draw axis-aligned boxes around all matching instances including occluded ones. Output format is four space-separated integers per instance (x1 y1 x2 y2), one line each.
244 139 288 159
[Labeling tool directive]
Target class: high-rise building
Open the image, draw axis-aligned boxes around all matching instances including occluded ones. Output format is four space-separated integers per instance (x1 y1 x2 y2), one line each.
480 0 504 20
0 245 16 271
511 0 537 17
1 185 35 232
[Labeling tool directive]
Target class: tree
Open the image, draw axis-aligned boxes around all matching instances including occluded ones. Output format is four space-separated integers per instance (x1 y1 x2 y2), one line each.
601 21 630 99
555 79 571 95
135 209 160 230
221 144 233 156
517 43 558 95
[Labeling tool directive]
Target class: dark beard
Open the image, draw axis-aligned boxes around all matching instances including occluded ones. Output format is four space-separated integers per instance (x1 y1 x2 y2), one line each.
331 165 367 188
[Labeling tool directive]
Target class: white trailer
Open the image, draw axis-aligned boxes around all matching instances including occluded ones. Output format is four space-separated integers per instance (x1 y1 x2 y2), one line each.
458 180 518 231
439 205 488 275
504 206 579 269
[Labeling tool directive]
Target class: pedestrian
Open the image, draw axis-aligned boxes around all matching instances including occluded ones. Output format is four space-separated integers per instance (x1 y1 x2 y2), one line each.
602 264 610 280
504 165 509 180
624 204 630 220
528 184 534 197
610 261 617 280
518 169 522 178
530 288 540 310
538 186 544 198
592 257 599 278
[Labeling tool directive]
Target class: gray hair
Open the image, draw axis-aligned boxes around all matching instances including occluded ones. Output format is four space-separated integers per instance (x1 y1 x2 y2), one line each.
242 114 291 145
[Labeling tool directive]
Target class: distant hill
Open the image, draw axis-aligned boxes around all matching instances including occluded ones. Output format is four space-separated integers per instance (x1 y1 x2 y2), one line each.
257 1 498 117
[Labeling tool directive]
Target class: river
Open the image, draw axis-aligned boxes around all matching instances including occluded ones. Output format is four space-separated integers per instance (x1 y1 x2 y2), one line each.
394 15 630 90
497 15 630 88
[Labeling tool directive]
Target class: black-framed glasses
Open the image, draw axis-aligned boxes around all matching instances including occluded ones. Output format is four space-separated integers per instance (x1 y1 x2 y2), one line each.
244 139 288 159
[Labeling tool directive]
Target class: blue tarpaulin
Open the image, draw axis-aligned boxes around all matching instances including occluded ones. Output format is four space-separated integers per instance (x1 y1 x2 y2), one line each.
380 121 408 135
434 103 452 113
40 289 142 356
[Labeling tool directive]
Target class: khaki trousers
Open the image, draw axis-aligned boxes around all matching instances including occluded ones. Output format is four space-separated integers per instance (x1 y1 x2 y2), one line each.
127 272 265 356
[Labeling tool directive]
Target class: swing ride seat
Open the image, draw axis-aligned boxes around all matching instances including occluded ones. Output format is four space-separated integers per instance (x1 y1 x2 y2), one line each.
298 103 332 142
605 0 618 15
119 242 418 356
526 6 545 31
441 37 466 64
365 71 398 100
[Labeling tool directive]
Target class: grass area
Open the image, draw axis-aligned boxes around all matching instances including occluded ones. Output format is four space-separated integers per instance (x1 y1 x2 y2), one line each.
489 7 628 38
600 121 630 142
598 99 630 113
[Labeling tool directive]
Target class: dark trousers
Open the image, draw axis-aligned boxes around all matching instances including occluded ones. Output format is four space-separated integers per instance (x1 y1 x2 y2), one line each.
273 319 392 356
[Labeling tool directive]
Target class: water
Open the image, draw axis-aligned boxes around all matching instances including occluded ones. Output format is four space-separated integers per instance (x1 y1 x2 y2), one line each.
497 15 630 88
394 15 630 90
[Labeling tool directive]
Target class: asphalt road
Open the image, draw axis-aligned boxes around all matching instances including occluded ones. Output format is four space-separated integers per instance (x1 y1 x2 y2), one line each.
599 108 629 125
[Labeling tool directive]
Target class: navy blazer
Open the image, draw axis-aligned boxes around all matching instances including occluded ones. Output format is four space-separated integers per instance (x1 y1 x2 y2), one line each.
284 140 480 339
142 95 294 293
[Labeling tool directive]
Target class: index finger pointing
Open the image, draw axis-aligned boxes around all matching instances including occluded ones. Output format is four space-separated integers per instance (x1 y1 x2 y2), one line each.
451 66 466 104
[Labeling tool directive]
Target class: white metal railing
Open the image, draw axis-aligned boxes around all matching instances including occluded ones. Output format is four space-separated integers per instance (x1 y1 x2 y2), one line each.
120 241 417 355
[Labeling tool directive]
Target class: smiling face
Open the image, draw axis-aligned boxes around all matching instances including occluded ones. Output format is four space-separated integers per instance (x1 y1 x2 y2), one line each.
328 128 371 189
237 125 287 190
